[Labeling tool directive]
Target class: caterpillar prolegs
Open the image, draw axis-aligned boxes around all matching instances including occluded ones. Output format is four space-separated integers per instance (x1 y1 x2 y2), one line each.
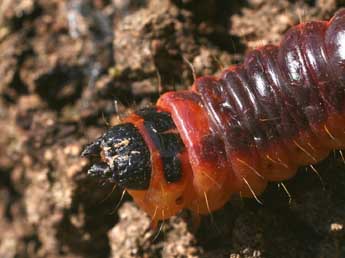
82 9 345 226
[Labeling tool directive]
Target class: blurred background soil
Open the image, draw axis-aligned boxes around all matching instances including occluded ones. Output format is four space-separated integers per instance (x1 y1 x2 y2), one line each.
0 0 345 257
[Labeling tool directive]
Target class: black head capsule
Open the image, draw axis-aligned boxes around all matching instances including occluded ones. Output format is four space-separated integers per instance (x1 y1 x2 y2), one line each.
82 123 152 190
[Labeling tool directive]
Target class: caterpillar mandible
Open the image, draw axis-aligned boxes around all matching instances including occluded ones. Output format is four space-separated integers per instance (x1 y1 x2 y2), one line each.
82 9 345 227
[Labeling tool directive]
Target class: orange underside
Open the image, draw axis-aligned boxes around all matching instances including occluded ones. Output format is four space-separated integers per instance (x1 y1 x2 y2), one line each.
123 95 345 224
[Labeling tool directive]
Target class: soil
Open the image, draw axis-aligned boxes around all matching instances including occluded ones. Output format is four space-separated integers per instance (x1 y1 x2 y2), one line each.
0 0 345 258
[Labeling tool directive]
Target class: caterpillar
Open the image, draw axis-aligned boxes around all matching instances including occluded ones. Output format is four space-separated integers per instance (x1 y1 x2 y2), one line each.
82 9 345 227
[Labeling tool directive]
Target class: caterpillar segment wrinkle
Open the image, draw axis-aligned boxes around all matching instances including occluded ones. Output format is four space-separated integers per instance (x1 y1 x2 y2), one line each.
82 9 345 226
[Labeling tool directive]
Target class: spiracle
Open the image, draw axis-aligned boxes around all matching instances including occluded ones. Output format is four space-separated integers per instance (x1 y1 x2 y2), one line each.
82 9 345 226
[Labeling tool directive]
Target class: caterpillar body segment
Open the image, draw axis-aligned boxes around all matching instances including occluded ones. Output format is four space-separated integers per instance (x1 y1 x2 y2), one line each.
82 9 345 225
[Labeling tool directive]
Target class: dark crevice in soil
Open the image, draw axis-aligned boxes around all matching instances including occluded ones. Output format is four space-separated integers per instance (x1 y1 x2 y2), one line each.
6 2 43 32
2 46 33 103
172 0 247 53
0 168 21 221
35 65 84 111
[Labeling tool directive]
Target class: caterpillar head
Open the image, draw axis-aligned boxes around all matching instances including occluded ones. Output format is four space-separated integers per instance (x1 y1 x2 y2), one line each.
81 123 152 189
82 109 192 223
